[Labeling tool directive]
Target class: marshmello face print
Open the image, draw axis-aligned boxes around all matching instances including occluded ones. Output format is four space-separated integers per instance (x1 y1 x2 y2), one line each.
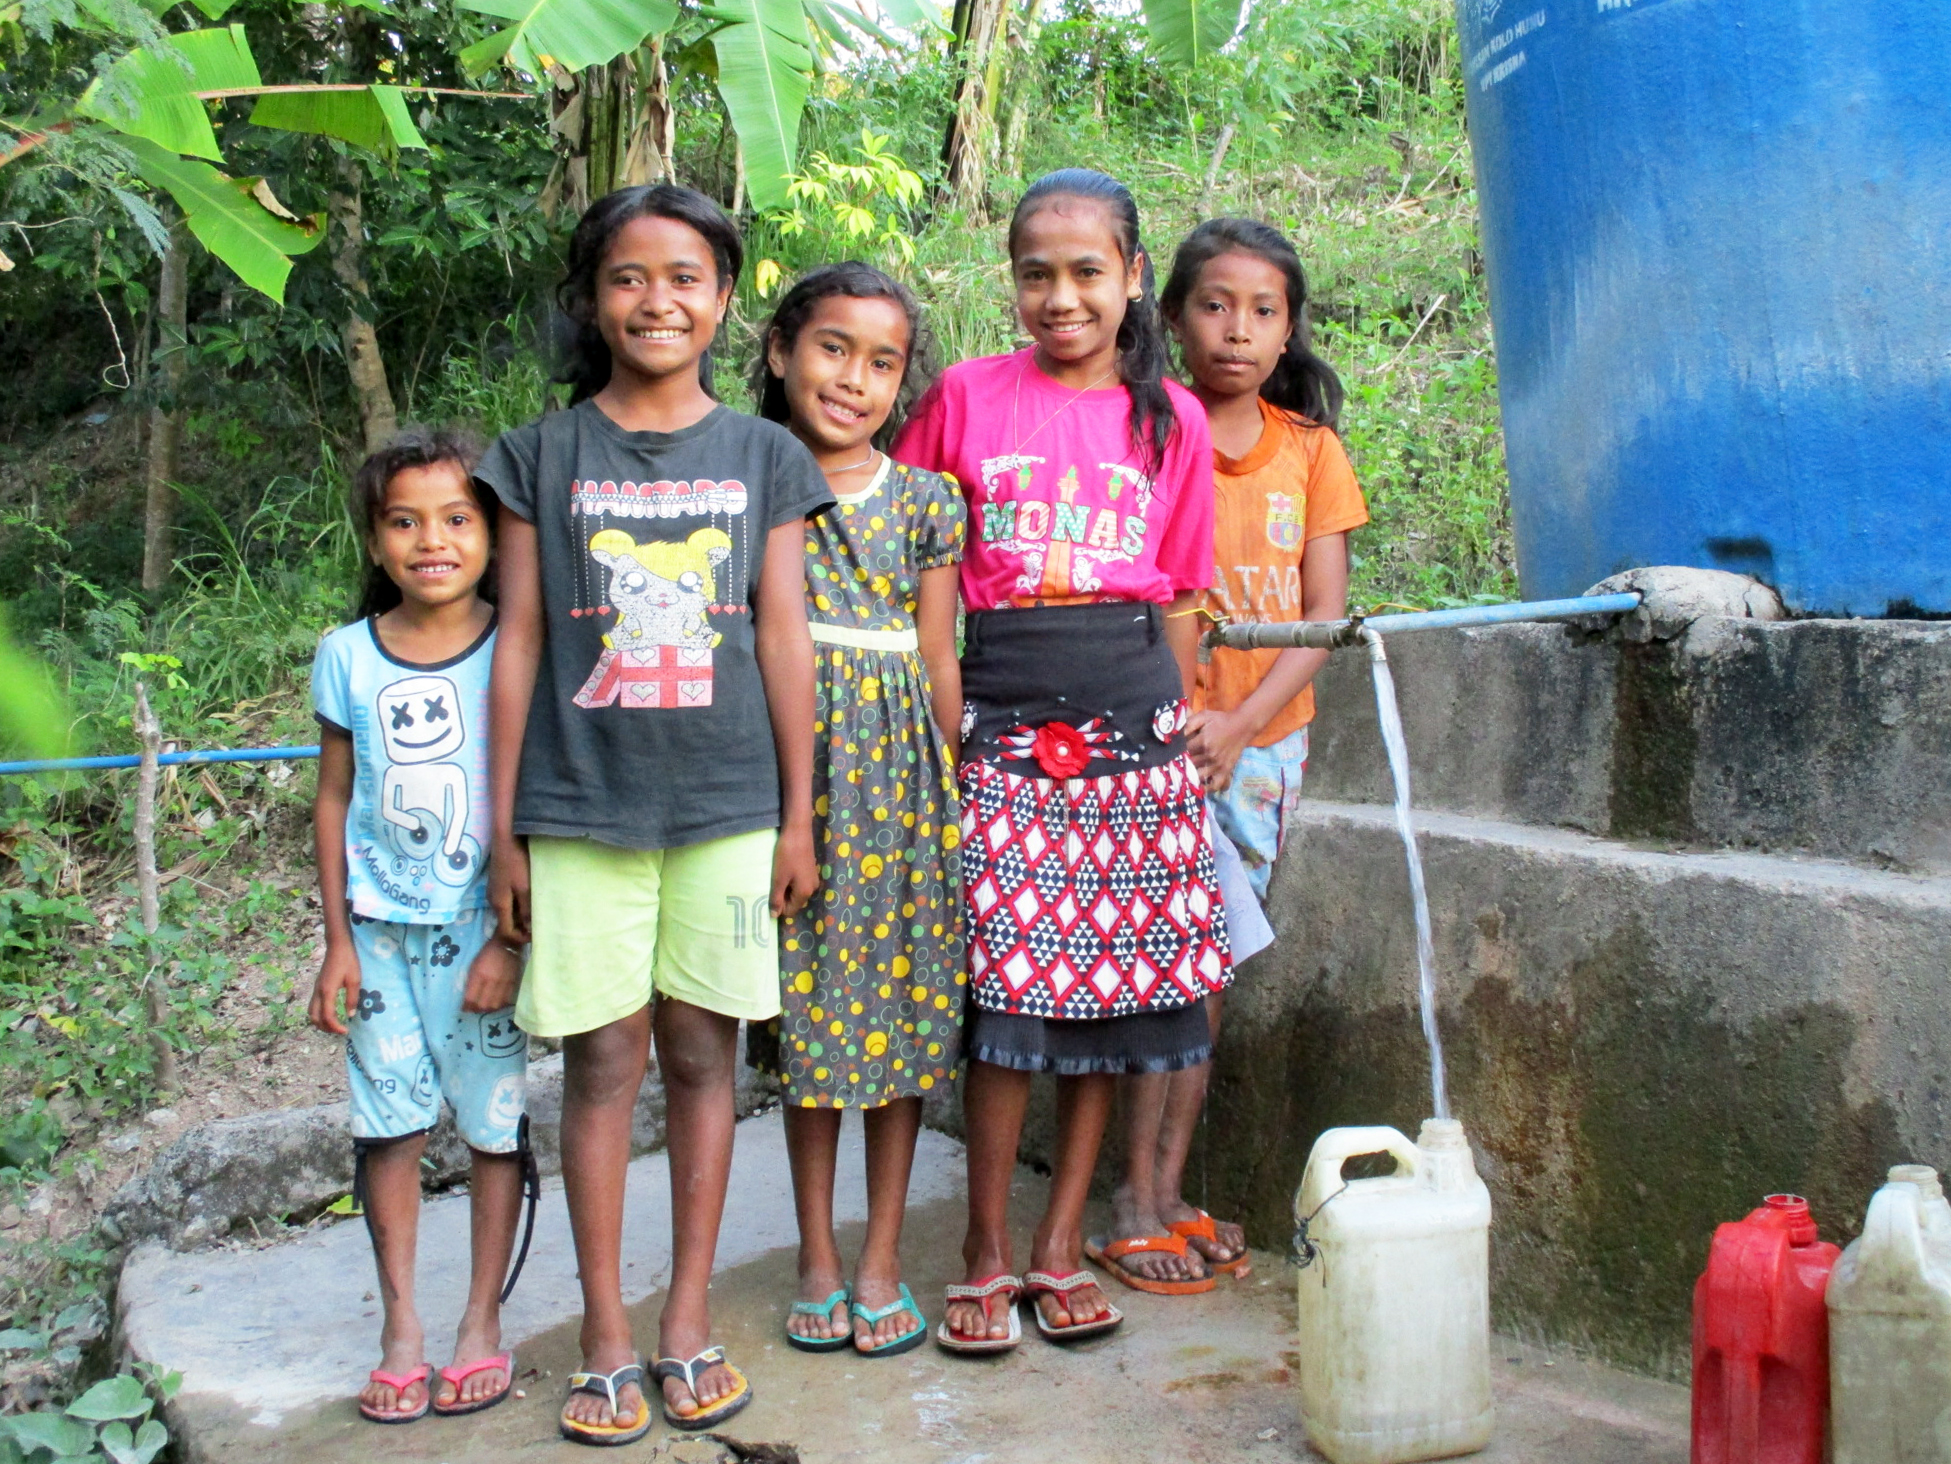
376 673 483 890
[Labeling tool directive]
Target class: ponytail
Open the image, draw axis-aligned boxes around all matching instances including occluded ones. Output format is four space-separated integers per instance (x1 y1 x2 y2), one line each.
1160 217 1344 432
1008 169 1177 475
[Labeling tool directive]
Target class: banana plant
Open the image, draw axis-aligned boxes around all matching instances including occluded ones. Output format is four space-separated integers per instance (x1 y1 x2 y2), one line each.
456 0 939 212
1140 0 1247 70
5 13 510 300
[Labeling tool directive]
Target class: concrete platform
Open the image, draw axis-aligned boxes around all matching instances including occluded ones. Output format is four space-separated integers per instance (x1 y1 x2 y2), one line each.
124 1111 1688 1462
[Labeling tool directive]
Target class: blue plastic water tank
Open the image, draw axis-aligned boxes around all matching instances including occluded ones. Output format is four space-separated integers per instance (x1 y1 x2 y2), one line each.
1455 0 1951 616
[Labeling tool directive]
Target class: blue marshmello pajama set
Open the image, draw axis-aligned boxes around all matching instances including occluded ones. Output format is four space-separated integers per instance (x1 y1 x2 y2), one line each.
312 616 525 1154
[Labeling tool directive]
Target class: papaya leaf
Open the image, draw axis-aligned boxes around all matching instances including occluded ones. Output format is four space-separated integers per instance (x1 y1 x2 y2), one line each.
1140 0 1243 71
711 0 810 211
454 0 677 77
250 85 426 152
76 24 261 160
120 135 323 302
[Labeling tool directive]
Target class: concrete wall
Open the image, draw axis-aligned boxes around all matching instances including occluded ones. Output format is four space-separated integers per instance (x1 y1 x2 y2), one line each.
1192 617 1951 1378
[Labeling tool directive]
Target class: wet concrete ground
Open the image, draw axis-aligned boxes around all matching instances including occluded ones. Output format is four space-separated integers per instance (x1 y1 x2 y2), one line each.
127 1112 1689 1462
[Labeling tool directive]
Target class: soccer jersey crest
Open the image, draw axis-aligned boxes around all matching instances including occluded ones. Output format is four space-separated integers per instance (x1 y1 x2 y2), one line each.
1265 492 1304 550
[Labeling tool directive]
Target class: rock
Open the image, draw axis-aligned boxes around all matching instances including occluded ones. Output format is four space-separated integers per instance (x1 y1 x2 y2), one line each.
103 1048 781 1251
143 1108 180 1129
1578 566 1788 643
105 1129 143 1154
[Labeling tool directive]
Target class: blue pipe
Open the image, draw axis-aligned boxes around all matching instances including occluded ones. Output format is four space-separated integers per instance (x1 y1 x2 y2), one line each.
1358 592 1642 635
0 746 321 777
1205 591 1643 652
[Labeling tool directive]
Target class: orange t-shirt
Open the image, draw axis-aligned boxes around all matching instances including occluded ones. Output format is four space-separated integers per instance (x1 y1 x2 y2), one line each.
1195 398 1370 745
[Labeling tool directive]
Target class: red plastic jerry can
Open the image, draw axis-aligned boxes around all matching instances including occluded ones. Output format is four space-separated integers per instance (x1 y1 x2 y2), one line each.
1691 1194 1840 1464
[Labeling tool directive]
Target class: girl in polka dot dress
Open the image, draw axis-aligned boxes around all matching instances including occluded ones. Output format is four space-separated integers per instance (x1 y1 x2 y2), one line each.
746 263 967 1357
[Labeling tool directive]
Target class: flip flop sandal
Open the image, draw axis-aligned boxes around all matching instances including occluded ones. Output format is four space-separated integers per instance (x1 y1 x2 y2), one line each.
1165 1210 1255 1278
558 1363 653 1447
651 1346 752 1431
851 1283 927 1357
785 1287 854 1353
1023 1269 1124 1342
935 1273 1024 1355
359 1363 432 1424
1085 1233 1218 1296
432 1352 515 1417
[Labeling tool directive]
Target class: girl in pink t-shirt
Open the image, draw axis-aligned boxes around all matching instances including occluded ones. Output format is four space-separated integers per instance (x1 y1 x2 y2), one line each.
893 169 1233 1350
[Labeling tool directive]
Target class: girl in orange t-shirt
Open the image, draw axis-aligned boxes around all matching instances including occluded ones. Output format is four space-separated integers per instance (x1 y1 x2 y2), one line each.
1143 217 1368 1275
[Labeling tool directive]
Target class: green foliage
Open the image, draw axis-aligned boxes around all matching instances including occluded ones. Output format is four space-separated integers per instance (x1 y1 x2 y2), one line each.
0 1361 177 1464
74 25 262 161
458 0 679 76
1141 0 1243 71
757 127 923 287
249 84 428 155
118 136 323 301
710 0 814 210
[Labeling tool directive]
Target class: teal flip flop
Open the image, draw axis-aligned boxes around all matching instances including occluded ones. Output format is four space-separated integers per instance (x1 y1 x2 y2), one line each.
785 1287 853 1353
851 1282 928 1357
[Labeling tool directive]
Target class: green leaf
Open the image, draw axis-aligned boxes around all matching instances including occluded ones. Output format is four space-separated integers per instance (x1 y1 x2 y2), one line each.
0 611 70 762
189 0 239 15
76 24 262 160
120 136 324 302
0 1329 47 1353
95 1417 166 1464
0 1413 95 1458
455 0 678 76
711 0 810 211
250 85 426 153
67 1375 150 1421
861 0 940 31
1140 0 1243 70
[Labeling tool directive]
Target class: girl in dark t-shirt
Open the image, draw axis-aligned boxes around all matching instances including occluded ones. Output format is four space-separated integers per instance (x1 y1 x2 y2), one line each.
479 185 830 1446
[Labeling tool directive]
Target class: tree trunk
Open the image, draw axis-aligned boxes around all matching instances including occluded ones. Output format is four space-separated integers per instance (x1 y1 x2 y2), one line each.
553 43 675 219
328 158 398 453
133 682 176 1093
940 0 1014 214
141 215 188 593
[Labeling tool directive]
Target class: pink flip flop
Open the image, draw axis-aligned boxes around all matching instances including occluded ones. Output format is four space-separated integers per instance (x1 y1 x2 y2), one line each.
432 1352 516 1417
359 1363 432 1424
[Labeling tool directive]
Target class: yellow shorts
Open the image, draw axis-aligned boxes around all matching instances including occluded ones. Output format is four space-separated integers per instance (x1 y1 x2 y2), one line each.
517 829 783 1038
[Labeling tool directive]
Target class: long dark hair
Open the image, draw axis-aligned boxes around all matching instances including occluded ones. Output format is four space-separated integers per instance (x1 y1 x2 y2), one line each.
554 184 744 406
749 262 938 448
1161 217 1344 431
1006 169 1176 475
350 426 493 620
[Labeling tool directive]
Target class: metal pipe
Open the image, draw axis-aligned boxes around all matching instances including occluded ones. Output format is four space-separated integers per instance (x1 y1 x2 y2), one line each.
1202 591 1642 653
0 745 321 777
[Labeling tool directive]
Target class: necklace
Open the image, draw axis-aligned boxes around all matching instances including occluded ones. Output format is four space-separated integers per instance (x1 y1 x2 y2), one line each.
1010 357 1117 455
826 445 878 475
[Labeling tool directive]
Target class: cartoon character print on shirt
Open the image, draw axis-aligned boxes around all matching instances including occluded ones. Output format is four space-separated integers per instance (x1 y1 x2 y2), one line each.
573 527 732 709
975 453 1155 601
374 673 482 891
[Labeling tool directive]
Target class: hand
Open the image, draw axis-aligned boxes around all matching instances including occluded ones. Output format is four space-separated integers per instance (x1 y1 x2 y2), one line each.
769 820 820 920
462 937 522 1014
1187 708 1255 793
490 835 531 944
308 941 362 1036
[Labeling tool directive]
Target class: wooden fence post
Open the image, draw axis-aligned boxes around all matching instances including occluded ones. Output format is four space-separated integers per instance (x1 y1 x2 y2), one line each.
132 683 175 1092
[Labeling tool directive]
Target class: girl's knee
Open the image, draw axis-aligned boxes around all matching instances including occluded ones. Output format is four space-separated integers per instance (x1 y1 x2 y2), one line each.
564 1029 649 1108
656 1039 734 1094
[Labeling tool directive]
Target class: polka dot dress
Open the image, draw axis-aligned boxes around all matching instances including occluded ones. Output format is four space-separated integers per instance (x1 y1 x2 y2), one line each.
748 459 968 1108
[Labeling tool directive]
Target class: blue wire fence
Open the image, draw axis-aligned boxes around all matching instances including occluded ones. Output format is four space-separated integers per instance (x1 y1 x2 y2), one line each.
0 746 321 777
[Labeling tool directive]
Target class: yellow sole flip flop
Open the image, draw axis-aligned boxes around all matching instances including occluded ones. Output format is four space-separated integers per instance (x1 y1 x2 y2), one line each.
558 1363 653 1448
652 1345 752 1431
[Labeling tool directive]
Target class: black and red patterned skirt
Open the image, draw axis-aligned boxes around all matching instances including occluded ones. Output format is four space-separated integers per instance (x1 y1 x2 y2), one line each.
957 602 1233 1072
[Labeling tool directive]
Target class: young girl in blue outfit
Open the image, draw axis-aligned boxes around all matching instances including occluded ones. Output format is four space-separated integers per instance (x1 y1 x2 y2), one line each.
746 263 967 1357
479 185 830 1444
309 427 527 1424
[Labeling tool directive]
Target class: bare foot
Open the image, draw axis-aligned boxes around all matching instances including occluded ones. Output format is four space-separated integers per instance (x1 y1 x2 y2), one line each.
788 1257 851 1344
1108 1182 1205 1283
560 1329 644 1434
945 1242 1017 1343
850 1265 922 1351
436 1310 508 1410
1157 1194 1247 1267
359 1320 428 1420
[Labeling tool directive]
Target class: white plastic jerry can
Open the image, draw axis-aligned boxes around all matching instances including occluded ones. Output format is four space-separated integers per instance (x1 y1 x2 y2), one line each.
1828 1164 1951 1463
1294 1119 1494 1464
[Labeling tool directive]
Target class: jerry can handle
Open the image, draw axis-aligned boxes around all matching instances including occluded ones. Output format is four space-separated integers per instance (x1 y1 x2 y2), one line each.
1296 1126 1421 1220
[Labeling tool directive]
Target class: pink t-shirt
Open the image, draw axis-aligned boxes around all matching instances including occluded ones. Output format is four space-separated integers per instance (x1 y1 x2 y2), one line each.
892 350 1215 611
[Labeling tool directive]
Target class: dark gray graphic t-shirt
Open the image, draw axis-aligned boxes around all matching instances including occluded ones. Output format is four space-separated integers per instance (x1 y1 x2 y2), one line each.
477 401 833 850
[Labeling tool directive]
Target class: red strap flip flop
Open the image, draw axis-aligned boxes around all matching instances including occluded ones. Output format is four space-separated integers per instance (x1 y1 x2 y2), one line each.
432 1352 515 1417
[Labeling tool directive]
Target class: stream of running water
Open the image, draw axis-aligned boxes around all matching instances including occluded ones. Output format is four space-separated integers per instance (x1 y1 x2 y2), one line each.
1366 635 1452 1122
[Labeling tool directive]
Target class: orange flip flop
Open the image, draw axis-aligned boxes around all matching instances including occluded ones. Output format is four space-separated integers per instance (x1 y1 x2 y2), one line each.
1166 1210 1254 1278
359 1363 432 1424
1084 1233 1217 1296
